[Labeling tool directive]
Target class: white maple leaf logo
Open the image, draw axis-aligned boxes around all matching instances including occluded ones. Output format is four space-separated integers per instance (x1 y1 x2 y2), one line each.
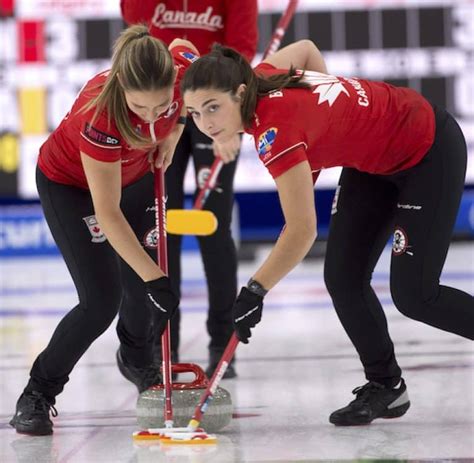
313 82 350 106
301 71 350 107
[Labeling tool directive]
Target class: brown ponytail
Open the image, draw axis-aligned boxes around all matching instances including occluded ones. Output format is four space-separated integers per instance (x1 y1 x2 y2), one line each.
181 44 309 127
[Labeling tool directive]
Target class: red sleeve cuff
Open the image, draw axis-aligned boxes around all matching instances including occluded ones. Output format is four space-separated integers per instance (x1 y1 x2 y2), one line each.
265 145 308 179
79 132 122 163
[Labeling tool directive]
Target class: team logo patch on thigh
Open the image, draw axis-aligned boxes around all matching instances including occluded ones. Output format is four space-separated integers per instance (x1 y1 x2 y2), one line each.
197 166 211 190
83 215 106 243
144 228 158 249
392 227 413 256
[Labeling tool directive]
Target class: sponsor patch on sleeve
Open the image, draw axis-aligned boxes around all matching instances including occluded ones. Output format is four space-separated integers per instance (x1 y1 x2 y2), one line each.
179 51 199 63
258 127 278 157
83 122 120 147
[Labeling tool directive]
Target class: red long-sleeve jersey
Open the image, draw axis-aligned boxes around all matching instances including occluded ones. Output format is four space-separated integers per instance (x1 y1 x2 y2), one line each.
120 0 258 61
38 46 197 190
249 64 435 182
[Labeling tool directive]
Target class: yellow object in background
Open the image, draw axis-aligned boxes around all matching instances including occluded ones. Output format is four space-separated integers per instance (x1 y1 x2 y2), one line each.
19 88 47 135
0 134 19 173
166 210 218 236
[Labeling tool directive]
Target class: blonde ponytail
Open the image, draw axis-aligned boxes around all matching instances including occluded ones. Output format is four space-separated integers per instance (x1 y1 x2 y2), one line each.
83 25 175 148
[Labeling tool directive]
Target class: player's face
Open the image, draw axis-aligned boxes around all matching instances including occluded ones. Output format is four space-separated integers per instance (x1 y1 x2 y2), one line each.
184 87 244 143
123 87 174 123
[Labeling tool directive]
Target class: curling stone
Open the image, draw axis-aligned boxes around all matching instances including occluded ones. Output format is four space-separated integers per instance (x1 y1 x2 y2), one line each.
136 363 232 432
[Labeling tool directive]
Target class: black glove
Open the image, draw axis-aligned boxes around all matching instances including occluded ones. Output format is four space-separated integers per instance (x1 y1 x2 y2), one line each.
145 277 179 337
232 287 264 344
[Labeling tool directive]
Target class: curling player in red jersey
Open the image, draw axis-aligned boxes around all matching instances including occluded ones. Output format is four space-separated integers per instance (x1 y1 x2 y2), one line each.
181 39 474 426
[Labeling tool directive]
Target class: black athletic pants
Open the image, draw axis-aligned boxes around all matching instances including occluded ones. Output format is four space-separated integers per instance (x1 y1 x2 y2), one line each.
324 105 474 387
26 168 156 400
163 119 238 353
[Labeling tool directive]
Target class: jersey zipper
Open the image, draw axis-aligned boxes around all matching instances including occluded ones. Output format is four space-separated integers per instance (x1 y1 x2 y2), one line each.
149 122 157 144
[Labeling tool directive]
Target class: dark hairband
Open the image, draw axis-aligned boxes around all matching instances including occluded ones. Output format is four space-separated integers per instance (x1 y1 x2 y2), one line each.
136 31 149 39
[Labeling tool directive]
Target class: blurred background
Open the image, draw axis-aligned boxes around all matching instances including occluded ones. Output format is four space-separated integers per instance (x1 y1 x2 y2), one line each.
0 0 473 258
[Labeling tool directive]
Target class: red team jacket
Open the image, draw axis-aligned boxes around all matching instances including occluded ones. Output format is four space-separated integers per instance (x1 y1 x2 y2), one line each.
120 0 258 60
249 63 436 182
38 46 198 190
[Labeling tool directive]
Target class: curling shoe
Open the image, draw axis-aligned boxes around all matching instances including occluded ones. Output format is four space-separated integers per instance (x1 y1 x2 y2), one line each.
10 391 57 435
116 348 162 393
205 347 237 379
329 378 410 426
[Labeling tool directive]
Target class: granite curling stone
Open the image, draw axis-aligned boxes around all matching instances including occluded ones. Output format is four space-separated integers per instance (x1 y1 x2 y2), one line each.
136 363 233 432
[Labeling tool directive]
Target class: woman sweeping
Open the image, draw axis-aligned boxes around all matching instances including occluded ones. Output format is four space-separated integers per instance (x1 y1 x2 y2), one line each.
181 40 473 426
10 25 199 435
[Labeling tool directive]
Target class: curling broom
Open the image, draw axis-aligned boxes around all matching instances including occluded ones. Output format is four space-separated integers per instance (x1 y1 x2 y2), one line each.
133 168 217 443
134 0 299 445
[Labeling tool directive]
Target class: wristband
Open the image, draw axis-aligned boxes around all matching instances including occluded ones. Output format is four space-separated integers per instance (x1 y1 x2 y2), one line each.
177 116 187 125
246 278 268 297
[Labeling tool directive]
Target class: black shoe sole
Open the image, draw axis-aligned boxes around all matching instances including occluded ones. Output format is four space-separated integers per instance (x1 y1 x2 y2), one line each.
329 401 411 426
10 418 53 436
381 400 411 419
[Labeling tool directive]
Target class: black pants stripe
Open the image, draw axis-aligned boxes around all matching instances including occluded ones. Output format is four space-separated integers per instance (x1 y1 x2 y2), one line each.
164 119 238 352
324 105 474 387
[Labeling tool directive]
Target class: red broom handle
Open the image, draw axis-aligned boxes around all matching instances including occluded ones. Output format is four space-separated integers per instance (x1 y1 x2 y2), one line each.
188 332 240 430
193 0 299 211
263 0 299 57
154 168 174 426
187 0 299 431
193 158 224 210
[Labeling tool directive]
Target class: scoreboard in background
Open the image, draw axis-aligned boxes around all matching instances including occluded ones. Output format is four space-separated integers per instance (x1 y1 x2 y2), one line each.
0 0 473 197
0 0 124 198
248 0 474 189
